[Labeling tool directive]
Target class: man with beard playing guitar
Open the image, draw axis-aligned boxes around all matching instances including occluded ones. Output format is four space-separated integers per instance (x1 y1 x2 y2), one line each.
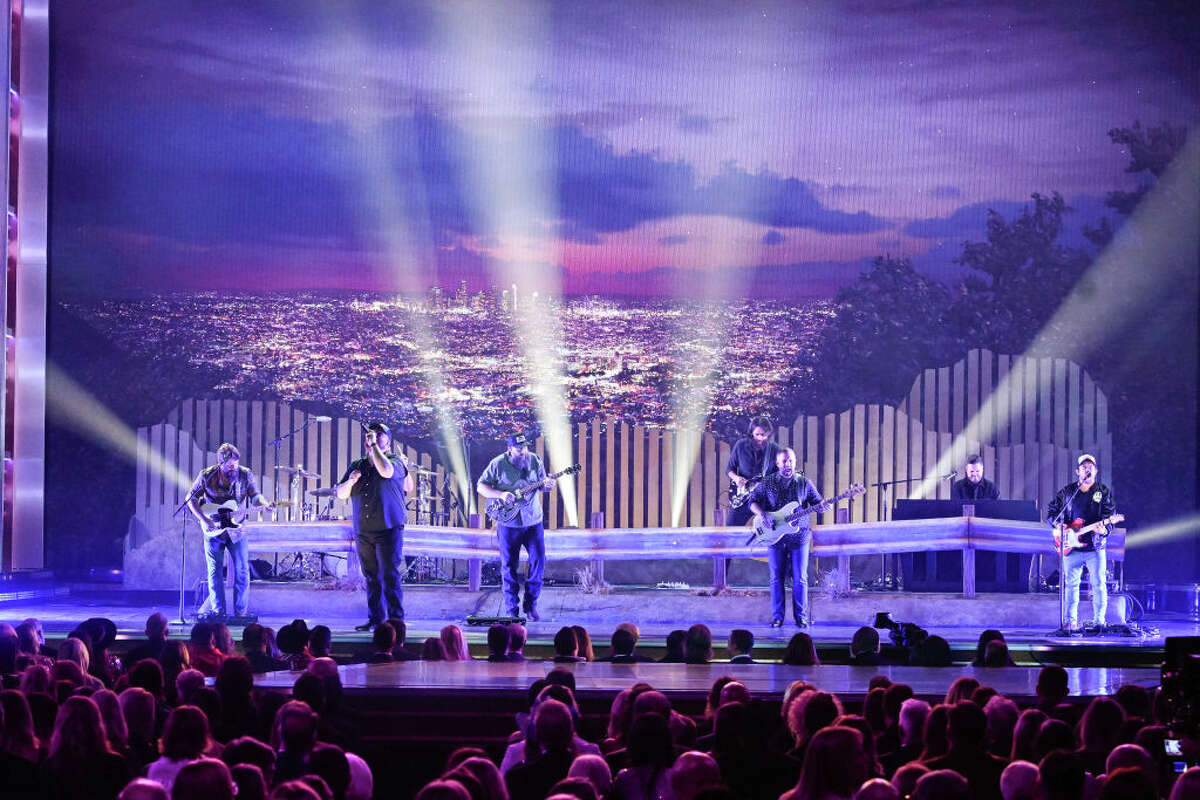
1046 453 1122 634
477 432 557 621
749 448 822 628
186 442 274 620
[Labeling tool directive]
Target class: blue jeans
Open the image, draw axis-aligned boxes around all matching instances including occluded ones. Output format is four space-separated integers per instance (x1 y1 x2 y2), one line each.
205 532 250 617
356 527 405 622
768 532 811 624
497 522 545 615
1064 547 1107 627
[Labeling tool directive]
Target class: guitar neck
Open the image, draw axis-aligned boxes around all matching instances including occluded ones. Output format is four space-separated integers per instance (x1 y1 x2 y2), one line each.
789 489 858 520
511 468 570 502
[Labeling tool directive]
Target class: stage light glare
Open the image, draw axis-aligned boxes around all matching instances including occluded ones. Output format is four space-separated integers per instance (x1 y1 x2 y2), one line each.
315 8 475 508
911 132 1200 501
434 2 579 524
1125 513 1200 548
666 220 761 526
46 363 192 490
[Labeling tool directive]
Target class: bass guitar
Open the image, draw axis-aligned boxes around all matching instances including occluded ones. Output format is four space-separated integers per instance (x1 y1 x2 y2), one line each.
486 464 582 525
749 484 866 546
1055 513 1124 555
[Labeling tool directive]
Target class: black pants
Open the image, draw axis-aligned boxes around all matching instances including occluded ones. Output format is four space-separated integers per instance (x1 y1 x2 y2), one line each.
725 503 756 527
357 526 404 622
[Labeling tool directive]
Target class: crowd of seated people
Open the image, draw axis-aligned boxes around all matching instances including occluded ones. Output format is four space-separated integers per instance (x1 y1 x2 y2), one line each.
1 616 1197 800
0 617 373 800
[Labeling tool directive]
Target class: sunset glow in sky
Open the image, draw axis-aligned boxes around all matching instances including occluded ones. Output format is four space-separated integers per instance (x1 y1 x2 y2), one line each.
49 0 1198 298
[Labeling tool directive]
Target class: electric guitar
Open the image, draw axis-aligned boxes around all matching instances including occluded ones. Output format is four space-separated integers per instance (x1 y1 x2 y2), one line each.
728 476 765 509
486 464 582 524
196 500 250 542
750 484 866 546
1054 513 1124 555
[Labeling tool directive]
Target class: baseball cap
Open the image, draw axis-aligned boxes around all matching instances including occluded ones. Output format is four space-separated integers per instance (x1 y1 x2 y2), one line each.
1077 453 1097 466
506 432 529 447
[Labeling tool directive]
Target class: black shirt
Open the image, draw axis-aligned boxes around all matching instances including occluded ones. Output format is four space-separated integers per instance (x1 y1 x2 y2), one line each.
340 454 408 533
748 471 823 516
726 438 781 481
951 477 1001 501
1046 481 1117 552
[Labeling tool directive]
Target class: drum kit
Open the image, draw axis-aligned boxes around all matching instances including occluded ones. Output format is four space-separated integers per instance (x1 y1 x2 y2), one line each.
273 462 443 522
269 461 458 583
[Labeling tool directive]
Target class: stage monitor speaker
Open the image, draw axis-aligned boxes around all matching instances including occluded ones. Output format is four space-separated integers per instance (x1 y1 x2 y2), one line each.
197 613 259 627
466 614 526 626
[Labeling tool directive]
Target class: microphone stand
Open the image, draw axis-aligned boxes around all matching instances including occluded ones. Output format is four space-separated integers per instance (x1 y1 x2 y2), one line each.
267 416 327 521
1048 484 1082 637
868 477 912 590
172 497 195 625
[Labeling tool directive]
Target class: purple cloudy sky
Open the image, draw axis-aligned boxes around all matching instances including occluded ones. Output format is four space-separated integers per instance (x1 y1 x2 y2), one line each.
49 0 1199 298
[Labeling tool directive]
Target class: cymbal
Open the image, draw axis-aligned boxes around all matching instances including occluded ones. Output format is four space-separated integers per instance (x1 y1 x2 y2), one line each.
273 500 293 508
308 487 339 498
410 467 438 476
274 465 321 479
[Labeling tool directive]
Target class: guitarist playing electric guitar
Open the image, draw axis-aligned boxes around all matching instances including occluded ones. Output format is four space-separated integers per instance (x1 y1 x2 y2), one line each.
186 442 274 620
748 447 823 629
1046 453 1120 634
477 432 558 621
725 416 781 527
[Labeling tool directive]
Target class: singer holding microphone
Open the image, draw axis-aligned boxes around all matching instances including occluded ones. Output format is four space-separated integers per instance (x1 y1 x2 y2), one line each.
950 454 1000 500
337 422 414 631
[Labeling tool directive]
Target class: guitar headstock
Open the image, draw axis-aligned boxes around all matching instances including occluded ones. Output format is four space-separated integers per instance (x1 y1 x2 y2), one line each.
847 483 866 498
562 464 582 477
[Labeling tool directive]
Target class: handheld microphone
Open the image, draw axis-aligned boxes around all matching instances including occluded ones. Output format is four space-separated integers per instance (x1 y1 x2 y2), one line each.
941 470 957 480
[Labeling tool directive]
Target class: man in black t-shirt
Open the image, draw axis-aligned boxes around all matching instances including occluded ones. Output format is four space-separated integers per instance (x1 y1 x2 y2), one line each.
951 454 1001 501
336 422 413 630
725 416 781 527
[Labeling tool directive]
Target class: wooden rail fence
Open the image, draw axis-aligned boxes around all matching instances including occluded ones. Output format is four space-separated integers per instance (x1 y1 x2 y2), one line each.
128 350 1111 554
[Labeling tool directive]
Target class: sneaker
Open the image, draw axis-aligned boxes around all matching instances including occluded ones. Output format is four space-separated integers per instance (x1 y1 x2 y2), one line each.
795 620 810 629
354 620 379 632
769 618 784 628
525 605 541 622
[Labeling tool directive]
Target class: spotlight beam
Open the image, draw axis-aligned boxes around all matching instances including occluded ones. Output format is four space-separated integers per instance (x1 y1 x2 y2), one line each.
435 1 579 524
667 222 744 527
912 132 1200 501
1124 512 1200 548
317 10 473 504
46 362 192 491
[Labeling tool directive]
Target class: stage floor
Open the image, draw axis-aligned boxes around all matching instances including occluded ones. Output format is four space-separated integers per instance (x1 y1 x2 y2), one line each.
3 582 1195 664
250 659 1160 702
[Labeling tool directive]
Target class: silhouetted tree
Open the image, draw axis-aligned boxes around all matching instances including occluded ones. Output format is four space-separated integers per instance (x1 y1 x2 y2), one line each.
799 256 954 411
1084 120 1188 246
949 192 1090 354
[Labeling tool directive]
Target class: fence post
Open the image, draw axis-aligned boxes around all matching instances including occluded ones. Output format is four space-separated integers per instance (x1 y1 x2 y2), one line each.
468 513 483 592
962 504 976 598
589 512 605 583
